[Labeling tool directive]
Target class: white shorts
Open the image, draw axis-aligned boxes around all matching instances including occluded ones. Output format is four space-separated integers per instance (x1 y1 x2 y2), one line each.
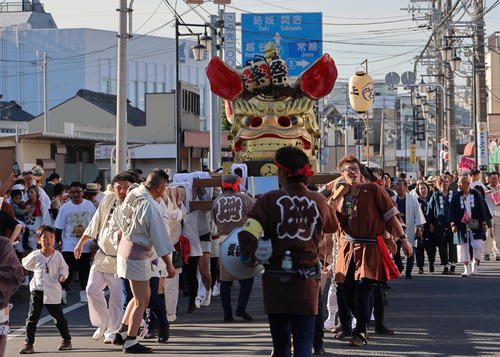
117 255 152 281
200 241 212 254
211 238 221 258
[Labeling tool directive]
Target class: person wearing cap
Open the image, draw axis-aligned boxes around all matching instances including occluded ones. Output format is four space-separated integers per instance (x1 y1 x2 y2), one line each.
22 171 51 209
84 183 100 209
212 173 255 322
238 146 338 357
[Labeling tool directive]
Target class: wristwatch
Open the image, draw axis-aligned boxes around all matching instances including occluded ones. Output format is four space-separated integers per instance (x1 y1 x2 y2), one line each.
399 234 408 243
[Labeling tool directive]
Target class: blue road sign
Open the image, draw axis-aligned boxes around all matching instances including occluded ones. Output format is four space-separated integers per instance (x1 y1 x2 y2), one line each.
241 13 322 77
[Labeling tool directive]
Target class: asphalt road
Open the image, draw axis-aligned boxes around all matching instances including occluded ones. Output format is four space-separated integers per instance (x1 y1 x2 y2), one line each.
5 259 500 356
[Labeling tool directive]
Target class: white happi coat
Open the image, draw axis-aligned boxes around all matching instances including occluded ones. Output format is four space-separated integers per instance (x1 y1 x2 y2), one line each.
392 193 426 247
83 192 119 274
113 184 175 281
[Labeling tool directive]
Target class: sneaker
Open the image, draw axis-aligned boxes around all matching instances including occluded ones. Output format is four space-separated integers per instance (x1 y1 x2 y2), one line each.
19 342 34 354
450 265 456 274
429 263 434 273
418 268 424 274
79 290 88 303
200 291 211 307
58 339 72 351
61 289 67 305
484 254 490 261
496 256 500 261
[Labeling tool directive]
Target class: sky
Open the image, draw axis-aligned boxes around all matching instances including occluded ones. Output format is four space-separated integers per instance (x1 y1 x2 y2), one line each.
40 0 500 82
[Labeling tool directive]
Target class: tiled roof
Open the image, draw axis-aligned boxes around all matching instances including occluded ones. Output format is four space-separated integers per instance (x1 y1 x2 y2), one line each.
76 89 146 127
0 101 35 122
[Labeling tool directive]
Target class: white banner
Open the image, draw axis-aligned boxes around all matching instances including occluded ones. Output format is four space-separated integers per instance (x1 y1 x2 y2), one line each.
224 12 237 69
478 122 488 171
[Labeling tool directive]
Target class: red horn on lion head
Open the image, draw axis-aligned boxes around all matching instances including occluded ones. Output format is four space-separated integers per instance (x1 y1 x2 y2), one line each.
295 54 338 100
206 57 244 101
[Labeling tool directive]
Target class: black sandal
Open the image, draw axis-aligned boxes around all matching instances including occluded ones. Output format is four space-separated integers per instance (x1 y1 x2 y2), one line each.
348 331 368 346
124 342 153 354
375 325 395 335
334 330 352 341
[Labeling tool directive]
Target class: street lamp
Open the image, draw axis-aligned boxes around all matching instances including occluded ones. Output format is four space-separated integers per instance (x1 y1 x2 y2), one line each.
441 46 453 61
200 33 213 50
426 88 435 101
418 78 427 93
414 94 422 106
421 102 429 113
449 56 462 72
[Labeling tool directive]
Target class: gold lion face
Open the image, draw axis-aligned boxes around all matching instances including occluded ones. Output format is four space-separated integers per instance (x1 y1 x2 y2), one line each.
227 94 320 161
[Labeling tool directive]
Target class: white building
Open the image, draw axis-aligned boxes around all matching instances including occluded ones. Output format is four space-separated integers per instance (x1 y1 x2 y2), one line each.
0 1 211 127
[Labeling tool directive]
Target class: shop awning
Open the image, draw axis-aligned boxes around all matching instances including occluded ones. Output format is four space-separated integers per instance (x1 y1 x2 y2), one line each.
463 142 475 156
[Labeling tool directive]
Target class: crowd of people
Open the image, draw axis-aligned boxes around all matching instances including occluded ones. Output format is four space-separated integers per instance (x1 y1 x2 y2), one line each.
1 158 499 356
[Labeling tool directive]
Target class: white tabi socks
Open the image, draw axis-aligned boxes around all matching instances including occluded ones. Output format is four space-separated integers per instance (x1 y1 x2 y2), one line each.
471 259 479 275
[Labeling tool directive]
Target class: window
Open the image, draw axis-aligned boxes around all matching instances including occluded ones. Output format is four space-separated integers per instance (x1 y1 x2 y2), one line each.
147 82 156 93
158 83 165 92
102 79 110 94
129 81 138 107
181 89 200 115
138 81 147 110
111 79 117 95
200 86 206 117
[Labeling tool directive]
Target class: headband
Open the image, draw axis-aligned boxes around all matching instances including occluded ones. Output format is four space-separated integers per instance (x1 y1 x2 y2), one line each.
222 177 242 191
274 160 314 177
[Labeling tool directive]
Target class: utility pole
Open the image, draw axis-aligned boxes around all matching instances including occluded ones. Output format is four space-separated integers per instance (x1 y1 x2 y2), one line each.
116 0 130 174
380 98 385 169
474 0 488 172
209 11 223 171
344 85 348 156
42 52 49 132
444 0 457 173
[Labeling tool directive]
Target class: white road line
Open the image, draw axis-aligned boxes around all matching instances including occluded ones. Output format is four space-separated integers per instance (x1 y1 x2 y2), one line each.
7 289 111 341
7 301 87 341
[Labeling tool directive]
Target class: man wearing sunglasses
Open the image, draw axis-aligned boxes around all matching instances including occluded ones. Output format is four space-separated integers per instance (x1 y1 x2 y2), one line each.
54 181 96 304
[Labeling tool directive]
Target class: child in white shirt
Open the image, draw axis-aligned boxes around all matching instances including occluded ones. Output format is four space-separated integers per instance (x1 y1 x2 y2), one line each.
19 225 72 354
